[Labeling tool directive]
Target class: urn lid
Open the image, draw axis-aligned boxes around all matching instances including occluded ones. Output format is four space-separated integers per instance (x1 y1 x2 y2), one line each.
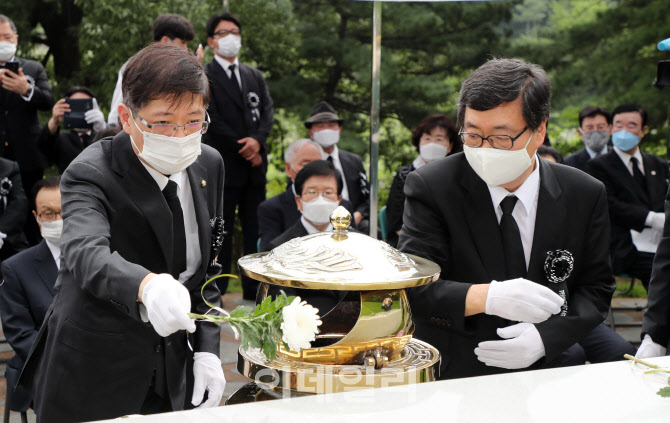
238 206 441 290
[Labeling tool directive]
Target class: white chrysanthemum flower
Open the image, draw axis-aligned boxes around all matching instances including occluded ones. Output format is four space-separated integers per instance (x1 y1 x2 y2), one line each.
281 297 322 352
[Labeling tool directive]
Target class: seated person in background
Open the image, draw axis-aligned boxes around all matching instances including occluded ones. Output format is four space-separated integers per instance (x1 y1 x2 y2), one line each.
0 176 61 413
0 157 29 264
541 145 636 363
266 160 347 315
586 103 668 291
39 86 107 174
385 114 461 247
565 106 612 172
537 145 564 164
257 138 354 252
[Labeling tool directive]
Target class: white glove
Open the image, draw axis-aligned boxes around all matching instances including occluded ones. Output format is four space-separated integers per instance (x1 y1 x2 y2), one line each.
475 323 545 369
636 334 667 359
192 352 226 408
485 278 564 323
84 98 107 133
0 232 6 249
142 273 196 337
649 212 666 232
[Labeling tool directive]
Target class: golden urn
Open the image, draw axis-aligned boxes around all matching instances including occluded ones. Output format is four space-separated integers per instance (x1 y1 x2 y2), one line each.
235 206 441 397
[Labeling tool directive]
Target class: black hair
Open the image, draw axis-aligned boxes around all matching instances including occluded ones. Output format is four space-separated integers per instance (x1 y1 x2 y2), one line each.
458 58 551 131
578 106 611 127
612 103 648 127
537 145 564 164
152 14 195 42
411 114 462 154
206 13 242 37
65 85 95 99
294 160 343 197
122 43 209 111
32 175 61 204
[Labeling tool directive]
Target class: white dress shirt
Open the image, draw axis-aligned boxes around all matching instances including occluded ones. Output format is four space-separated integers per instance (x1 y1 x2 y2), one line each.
585 145 608 159
139 163 202 283
214 55 242 89
613 146 645 176
45 239 61 270
487 156 541 269
322 145 350 201
301 216 333 234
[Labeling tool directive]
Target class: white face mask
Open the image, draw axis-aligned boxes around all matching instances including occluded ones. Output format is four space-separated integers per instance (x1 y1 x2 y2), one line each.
312 129 340 148
463 131 535 187
41 219 63 246
130 117 202 175
0 41 17 62
216 35 241 58
301 195 339 225
420 143 449 163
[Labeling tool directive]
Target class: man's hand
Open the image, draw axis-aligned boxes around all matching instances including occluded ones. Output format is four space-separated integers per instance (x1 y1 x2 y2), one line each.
192 352 226 408
0 68 30 96
354 211 363 226
48 98 71 134
237 137 261 160
85 98 107 132
636 334 667 359
249 153 262 167
485 278 563 323
196 44 204 63
140 273 196 337
474 323 545 369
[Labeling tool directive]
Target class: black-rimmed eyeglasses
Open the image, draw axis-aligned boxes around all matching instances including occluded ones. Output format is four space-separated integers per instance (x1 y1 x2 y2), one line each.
459 126 529 150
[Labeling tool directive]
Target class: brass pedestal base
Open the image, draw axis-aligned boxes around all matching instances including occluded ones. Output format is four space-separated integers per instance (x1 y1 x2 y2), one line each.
237 338 440 395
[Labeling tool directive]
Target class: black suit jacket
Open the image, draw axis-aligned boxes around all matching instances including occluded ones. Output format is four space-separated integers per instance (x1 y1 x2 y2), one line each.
38 125 97 174
21 132 224 422
643 185 670 348
399 154 614 379
203 60 273 188
0 57 53 171
257 186 356 253
0 157 28 261
586 150 669 274
0 240 57 411
337 149 370 220
565 146 612 172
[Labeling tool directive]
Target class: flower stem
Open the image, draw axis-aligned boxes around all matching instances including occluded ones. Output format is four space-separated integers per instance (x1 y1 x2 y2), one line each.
625 354 670 372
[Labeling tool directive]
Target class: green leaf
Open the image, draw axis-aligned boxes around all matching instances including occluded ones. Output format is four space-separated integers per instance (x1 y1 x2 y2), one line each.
657 386 670 398
230 306 253 319
262 337 277 361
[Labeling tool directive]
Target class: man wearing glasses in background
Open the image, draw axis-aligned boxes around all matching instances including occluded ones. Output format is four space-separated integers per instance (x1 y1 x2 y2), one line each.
203 12 274 300
399 58 614 379
21 43 226 422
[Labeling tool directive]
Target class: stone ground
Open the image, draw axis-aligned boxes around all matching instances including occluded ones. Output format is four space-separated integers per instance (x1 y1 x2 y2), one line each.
0 293 645 421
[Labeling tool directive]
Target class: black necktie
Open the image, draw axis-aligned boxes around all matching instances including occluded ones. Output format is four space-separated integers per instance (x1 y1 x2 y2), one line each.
630 157 647 191
326 155 344 190
500 196 526 279
163 181 187 279
228 63 242 96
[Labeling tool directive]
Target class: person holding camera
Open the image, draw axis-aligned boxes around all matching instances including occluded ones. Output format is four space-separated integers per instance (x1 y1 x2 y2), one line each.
39 86 106 174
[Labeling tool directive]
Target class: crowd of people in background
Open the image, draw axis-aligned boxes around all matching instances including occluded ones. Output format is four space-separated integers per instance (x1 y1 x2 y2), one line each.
2 8 670 422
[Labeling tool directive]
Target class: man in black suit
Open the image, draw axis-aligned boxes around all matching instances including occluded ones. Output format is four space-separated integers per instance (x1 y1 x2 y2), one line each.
204 12 274 298
0 15 54 246
39 85 107 174
586 103 668 291
257 138 355 252
565 106 612 172
0 156 28 263
306 102 371 234
0 176 60 413
400 58 614 379
21 44 226 422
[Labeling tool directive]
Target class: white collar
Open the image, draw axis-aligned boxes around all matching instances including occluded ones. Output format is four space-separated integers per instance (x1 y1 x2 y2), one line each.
45 239 61 269
413 155 427 169
214 55 239 72
322 145 339 161
585 144 607 158
613 145 643 167
138 159 186 192
301 216 333 234
488 155 541 217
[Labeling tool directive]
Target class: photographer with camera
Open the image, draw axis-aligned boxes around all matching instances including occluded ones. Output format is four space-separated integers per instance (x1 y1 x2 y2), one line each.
39 86 107 174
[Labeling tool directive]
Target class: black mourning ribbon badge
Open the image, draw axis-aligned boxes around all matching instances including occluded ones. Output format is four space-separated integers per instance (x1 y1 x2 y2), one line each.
0 177 13 196
206 216 225 278
544 249 573 317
